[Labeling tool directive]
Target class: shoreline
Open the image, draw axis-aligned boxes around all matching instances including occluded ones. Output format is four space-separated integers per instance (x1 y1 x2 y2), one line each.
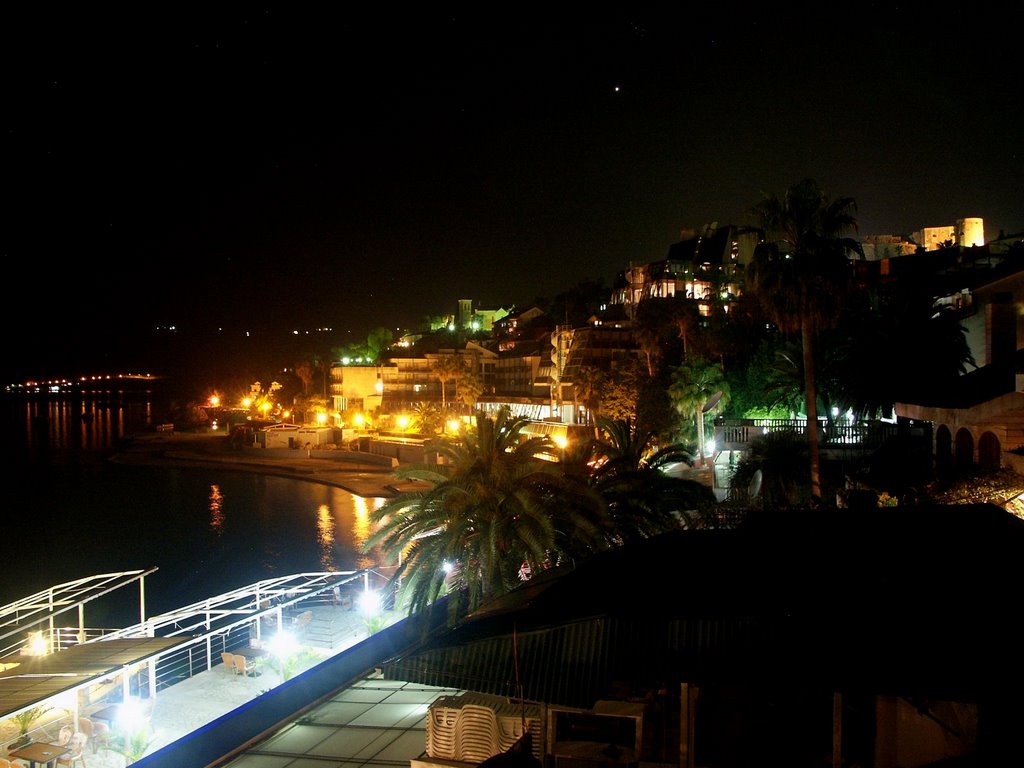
111 431 423 498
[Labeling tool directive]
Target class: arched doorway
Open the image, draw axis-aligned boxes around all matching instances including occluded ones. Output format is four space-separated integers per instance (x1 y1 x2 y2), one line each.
954 428 975 469
978 431 1001 470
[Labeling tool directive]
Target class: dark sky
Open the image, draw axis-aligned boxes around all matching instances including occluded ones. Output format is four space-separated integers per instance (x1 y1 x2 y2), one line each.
3 4 1023 382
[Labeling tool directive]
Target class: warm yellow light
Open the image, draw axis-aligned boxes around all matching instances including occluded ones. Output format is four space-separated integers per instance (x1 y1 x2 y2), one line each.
354 413 365 426
209 395 220 407
316 412 327 425
553 435 568 449
397 415 409 430
447 419 461 434
26 630 48 656
242 397 252 408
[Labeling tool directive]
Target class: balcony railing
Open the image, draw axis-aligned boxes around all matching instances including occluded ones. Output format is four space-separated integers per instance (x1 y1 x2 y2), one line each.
713 418 904 452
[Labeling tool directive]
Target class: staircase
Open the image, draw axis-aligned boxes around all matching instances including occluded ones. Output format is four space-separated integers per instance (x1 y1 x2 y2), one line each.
303 609 367 650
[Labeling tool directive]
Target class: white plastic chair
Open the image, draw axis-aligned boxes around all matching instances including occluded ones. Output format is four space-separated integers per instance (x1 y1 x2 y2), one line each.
55 731 88 767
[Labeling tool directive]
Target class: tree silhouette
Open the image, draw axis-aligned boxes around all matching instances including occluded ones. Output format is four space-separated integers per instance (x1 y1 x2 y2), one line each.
746 179 863 501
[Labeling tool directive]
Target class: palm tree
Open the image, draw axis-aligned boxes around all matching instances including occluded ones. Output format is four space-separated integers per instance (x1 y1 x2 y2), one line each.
668 357 729 467
745 178 863 501
571 364 605 428
728 428 810 509
824 283 975 420
669 295 702 362
589 416 718 534
431 354 465 408
411 402 444 435
632 297 676 376
362 407 609 619
294 361 314 395
457 366 484 411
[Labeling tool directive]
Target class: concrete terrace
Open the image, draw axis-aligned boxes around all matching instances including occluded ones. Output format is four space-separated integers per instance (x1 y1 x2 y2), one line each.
2 594 450 768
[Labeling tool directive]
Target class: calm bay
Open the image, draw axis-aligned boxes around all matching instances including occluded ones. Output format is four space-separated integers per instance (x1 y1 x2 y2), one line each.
0 384 387 626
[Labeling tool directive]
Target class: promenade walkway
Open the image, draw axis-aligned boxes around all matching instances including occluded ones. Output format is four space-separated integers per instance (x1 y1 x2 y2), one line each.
111 432 424 497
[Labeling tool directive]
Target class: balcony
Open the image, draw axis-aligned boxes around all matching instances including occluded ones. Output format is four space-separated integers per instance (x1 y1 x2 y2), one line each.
713 418 909 453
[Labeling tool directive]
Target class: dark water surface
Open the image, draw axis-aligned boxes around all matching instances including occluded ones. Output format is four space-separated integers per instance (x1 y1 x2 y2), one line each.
0 385 386 625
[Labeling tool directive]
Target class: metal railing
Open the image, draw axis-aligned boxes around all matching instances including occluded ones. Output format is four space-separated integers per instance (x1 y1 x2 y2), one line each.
1 569 401 731
713 418 903 451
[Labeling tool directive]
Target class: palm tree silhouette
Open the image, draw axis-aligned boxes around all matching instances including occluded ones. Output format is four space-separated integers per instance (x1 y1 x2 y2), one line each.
746 179 863 501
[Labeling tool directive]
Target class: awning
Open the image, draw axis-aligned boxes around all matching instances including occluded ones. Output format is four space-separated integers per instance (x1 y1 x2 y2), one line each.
0 636 194 720
519 422 593 440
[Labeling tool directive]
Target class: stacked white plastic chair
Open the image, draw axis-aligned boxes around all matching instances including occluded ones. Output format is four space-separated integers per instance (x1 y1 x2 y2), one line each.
455 704 500 764
426 700 460 760
426 691 544 763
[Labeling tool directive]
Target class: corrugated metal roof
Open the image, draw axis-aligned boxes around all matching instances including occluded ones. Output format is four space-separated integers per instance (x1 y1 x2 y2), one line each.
0 636 189 719
382 504 1024 706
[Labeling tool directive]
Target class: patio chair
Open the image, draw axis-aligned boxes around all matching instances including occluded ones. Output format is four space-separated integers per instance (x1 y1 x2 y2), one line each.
294 609 314 639
232 653 257 677
222 651 239 675
55 731 88 767
79 716 110 753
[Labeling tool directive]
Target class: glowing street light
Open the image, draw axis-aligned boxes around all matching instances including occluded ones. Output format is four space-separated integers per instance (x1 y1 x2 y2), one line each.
358 590 381 616
25 631 48 656
267 630 299 658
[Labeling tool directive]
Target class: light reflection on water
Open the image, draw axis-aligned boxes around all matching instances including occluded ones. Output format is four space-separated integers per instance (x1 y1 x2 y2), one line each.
13 386 156 457
209 484 225 535
351 494 378 571
1 388 392 621
316 504 335 570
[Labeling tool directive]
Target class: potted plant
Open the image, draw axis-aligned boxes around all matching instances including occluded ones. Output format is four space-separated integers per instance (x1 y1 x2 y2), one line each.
110 726 157 765
8 705 53 748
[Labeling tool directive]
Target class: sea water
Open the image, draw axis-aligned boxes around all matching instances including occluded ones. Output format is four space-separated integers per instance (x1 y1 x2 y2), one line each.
0 386 387 625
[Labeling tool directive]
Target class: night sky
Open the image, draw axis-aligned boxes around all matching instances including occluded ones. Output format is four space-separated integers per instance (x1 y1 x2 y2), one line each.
4 5 1023 382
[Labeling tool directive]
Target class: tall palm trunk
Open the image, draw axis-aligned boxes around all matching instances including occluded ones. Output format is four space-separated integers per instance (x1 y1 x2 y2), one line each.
696 406 706 467
801 317 822 500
